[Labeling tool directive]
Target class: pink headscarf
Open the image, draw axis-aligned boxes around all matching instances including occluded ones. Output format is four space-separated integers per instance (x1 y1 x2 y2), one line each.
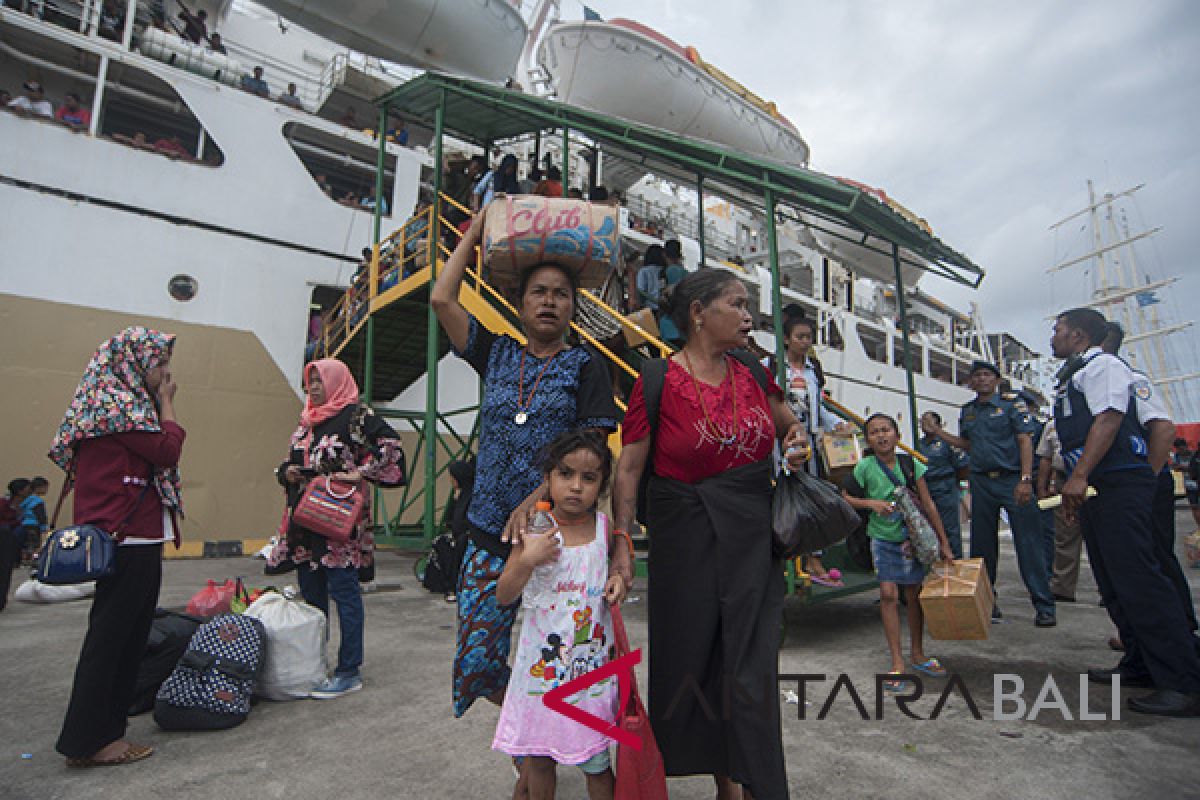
300 359 360 428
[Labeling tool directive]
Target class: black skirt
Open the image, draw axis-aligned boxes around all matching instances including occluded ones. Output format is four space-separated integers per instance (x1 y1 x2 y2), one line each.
645 459 789 799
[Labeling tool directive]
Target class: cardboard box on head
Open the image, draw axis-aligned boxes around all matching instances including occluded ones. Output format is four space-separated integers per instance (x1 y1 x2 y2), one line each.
483 195 619 291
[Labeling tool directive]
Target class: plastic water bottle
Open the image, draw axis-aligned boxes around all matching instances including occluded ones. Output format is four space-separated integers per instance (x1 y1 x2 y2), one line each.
524 501 561 608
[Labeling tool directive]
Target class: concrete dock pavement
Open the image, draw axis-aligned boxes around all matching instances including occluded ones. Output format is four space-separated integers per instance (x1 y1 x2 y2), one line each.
1 511 1197 800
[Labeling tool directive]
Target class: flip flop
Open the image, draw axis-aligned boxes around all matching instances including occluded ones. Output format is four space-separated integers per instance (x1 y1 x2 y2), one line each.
66 744 154 768
911 657 947 677
882 672 913 694
811 575 845 588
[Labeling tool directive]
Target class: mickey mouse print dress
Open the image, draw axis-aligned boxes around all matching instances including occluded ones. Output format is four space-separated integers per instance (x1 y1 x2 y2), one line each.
492 513 618 766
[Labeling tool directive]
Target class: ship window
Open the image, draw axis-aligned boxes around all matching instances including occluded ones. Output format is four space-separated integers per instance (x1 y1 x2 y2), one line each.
97 63 225 166
858 324 888 364
168 274 198 302
823 319 844 351
283 122 395 216
894 339 924 375
930 352 953 384
955 360 972 388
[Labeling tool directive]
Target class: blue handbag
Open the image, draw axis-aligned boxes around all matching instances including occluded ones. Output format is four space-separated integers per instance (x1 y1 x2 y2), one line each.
37 478 152 585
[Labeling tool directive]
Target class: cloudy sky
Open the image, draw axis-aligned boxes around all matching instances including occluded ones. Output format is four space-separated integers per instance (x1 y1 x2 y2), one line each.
581 0 1200 417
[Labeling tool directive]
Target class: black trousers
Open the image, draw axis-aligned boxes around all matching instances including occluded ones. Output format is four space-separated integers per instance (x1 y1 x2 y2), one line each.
56 544 163 758
1082 471 1200 694
0 530 19 611
646 461 788 800
1151 469 1198 632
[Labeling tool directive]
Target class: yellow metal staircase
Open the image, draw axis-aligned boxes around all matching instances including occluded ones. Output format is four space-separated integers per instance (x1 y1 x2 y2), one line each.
315 195 671 407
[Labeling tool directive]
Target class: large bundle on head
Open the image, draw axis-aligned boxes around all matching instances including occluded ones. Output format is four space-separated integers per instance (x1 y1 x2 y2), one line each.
483 194 619 290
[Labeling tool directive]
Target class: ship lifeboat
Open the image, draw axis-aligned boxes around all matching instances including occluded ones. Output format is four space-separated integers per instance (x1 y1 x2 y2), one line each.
538 18 810 167
139 27 244 88
253 0 527 83
794 177 933 286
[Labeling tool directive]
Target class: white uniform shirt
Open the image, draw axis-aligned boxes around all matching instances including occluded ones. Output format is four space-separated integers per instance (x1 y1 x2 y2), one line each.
9 96 53 117
1129 367 1170 427
1071 347 1134 414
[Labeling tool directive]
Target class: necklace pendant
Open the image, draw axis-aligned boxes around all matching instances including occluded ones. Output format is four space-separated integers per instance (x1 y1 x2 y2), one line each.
515 411 528 426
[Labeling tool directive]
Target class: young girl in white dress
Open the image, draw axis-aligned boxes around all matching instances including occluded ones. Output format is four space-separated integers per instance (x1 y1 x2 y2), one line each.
494 430 628 800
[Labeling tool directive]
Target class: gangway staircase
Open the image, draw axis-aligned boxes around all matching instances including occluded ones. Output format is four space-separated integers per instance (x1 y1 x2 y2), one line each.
315 196 872 602
313 195 668 541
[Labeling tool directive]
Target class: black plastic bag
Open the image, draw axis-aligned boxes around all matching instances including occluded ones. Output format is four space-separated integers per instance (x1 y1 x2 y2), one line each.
772 469 861 559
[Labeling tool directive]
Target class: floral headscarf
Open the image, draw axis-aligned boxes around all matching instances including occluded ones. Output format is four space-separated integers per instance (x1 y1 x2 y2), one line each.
48 326 184 514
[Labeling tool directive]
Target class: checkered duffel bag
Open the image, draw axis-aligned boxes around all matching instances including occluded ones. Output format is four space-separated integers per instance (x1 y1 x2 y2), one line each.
154 613 267 730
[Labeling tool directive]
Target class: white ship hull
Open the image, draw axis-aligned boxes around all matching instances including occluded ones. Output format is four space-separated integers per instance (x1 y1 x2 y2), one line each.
0 12 427 541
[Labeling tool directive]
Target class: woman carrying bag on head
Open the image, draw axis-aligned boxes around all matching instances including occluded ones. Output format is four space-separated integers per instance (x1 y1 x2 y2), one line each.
267 358 405 699
430 207 623 728
50 327 185 767
611 271 809 800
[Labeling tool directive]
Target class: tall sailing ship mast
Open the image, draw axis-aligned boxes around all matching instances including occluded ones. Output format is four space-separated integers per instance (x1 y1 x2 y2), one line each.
1048 181 1198 420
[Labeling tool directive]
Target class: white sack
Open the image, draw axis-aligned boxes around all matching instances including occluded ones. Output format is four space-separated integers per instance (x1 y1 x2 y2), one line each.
243 591 326 700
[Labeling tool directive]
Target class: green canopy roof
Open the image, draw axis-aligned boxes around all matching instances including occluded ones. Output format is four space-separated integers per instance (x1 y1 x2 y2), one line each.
377 73 984 288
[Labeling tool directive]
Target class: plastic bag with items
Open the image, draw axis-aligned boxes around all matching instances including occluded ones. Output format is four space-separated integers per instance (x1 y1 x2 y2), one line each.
243 589 327 701
772 469 860 559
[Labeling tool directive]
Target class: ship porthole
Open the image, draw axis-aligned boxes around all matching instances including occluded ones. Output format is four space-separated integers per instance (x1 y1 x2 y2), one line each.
168 274 198 302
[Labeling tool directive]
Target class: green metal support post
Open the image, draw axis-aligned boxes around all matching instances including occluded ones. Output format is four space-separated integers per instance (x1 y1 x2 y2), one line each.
764 188 794 595
365 103 389 404
561 127 569 197
892 242 921 446
366 103 388 528
423 93 446 543
764 189 786 386
696 175 706 266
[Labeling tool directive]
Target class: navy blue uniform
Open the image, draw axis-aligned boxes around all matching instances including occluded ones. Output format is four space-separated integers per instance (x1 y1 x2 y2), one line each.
958 392 1054 615
1057 350 1200 694
918 435 968 558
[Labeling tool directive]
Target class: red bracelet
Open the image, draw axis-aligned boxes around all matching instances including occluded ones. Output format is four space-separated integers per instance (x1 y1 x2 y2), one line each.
612 527 635 559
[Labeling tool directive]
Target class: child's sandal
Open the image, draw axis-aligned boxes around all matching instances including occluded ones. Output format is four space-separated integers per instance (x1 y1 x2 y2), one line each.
910 657 947 677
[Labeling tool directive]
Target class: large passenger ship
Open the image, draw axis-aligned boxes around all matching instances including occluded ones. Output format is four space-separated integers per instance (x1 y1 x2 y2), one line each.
0 0 1037 542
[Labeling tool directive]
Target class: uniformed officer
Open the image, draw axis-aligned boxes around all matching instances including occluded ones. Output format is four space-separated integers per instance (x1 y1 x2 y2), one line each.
918 411 969 558
1054 308 1200 716
1094 322 1199 659
928 360 1056 626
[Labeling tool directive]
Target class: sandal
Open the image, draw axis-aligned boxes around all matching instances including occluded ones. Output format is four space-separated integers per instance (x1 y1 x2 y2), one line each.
882 672 913 694
811 575 844 588
66 744 154 768
910 657 947 677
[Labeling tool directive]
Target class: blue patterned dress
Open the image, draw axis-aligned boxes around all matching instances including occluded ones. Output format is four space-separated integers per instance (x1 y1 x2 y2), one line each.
452 315 619 717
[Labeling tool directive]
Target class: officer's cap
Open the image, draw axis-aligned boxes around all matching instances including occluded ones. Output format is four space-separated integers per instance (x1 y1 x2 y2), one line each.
969 360 1001 377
